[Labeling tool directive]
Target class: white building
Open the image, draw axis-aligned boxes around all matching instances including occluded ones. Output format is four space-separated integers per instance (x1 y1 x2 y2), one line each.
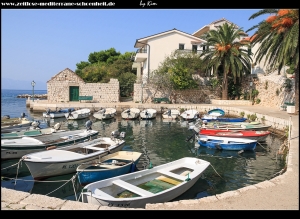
132 28 206 83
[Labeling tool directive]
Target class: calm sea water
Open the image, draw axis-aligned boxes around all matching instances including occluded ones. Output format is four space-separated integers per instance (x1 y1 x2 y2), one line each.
1 89 286 202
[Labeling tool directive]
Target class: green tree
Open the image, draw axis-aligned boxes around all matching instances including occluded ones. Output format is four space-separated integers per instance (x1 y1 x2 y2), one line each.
247 9 299 114
200 23 252 100
118 72 137 97
150 50 202 91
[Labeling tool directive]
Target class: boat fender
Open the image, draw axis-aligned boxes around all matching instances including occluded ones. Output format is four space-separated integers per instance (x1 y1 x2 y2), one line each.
120 132 126 138
46 146 57 150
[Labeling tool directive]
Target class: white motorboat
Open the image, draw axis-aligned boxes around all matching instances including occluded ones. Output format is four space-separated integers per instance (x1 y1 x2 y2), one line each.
162 109 180 119
1 122 63 139
43 107 75 118
140 109 157 120
93 108 116 120
22 131 126 180
1 121 99 160
180 109 200 121
81 157 210 208
121 108 140 120
1 114 33 132
65 108 91 120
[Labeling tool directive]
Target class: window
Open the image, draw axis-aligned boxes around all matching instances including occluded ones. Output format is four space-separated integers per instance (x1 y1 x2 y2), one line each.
179 44 184 50
192 45 197 52
248 47 252 56
202 45 206 51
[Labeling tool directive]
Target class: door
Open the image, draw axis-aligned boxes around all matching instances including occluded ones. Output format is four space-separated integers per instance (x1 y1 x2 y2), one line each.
69 86 79 101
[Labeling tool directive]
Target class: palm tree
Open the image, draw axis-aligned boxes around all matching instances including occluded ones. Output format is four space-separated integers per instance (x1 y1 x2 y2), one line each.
247 9 299 114
200 23 252 100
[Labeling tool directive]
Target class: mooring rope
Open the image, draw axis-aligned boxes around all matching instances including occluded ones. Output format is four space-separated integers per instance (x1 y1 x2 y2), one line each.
44 174 77 196
209 163 226 181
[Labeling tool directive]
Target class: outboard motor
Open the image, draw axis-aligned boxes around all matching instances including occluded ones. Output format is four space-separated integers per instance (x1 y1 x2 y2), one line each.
119 131 126 139
46 108 51 115
111 130 120 138
67 108 73 118
31 120 41 129
167 109 171 116
53 122 61 131
20 112 26 119
85 120 93 130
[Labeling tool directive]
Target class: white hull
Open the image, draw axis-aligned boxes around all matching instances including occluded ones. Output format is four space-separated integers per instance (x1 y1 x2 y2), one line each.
162 109 180 119
121 108 140 120
23 137 125 180
180 110 199 120
140 109 157 120
93 108 116 120
43 108 75 118
1 129 99 159
65 109 91 120
81 157 210 208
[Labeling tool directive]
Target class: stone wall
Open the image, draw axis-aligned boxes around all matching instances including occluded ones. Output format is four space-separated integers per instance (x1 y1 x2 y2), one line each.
243 73 295 109
133 72 295 108
133 84 213 104
47 68 120 103
79 79 120 103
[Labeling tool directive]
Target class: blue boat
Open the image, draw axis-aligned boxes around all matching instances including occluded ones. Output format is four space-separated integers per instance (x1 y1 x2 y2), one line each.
196 135 257 151
207 108 225 117
76 151 143 186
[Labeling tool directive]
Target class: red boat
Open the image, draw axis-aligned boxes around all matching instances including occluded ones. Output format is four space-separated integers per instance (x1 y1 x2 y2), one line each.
199 129 270 142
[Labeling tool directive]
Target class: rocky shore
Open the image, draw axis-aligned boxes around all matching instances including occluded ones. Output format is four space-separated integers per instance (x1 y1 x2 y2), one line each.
17 94 47 99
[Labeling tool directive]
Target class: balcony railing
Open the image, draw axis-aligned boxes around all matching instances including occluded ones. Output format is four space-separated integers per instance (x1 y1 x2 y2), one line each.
176 49 203 55
136 48 147 53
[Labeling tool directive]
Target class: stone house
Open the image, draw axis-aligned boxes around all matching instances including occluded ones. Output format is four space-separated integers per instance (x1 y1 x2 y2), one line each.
46 68 120 103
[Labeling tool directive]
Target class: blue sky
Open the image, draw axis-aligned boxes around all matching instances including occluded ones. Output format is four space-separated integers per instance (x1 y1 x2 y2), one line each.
1 9 269 89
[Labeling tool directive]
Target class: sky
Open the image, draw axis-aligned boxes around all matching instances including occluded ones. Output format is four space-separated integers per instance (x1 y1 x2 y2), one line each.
1 9 269 90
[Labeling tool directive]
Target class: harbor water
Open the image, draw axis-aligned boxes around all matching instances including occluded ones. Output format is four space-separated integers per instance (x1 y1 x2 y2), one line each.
1 89 286 202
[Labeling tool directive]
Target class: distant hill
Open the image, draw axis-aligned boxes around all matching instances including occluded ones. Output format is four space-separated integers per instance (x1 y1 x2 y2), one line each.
1 78 47 90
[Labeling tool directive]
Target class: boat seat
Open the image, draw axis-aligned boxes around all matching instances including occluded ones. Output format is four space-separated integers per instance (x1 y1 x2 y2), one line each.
112 179 153 197
156 170 187 181
93 188 115 199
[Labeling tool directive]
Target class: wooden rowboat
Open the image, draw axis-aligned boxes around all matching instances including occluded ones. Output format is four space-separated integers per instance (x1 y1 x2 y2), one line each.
80 157 210 208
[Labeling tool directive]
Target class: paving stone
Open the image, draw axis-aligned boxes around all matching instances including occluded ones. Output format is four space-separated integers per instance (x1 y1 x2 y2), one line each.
216 191 241 200
6 203 27 210
238 185 257 193
254 181 276 189
25 204 50 210
198 196 218 203
60 200 100 210
20 194 66 209
1 188 30 204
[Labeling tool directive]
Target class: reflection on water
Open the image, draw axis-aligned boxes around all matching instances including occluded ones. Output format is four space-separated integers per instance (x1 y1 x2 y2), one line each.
1 112 286 202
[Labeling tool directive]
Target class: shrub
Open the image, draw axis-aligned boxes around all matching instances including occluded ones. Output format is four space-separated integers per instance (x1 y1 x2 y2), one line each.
240 111 245 117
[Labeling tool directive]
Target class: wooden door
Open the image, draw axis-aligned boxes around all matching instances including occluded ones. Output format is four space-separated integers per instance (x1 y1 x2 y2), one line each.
69 86 79 101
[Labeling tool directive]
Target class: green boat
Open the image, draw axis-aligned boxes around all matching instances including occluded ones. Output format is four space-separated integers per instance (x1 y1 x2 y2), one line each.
203 121 270 131
1 123 64 139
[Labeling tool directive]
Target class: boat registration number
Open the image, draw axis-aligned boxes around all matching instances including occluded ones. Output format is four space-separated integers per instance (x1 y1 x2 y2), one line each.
108 203 130 207
62 164 80 169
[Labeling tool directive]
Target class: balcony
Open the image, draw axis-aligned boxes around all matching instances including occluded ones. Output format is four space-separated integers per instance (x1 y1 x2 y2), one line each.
134 48 148 62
